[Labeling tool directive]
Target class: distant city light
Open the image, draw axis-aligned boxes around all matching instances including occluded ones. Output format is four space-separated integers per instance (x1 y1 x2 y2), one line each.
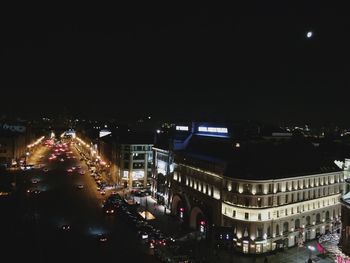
198 127 228 133
306 31 313 38
156 129 161 134
176 126 189 131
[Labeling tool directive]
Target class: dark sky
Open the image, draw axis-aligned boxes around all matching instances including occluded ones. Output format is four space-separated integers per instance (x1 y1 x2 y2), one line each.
2 3 350 125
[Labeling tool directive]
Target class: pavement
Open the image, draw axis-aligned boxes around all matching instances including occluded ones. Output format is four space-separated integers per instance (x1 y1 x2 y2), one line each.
132 195 188 238
211 240 335 263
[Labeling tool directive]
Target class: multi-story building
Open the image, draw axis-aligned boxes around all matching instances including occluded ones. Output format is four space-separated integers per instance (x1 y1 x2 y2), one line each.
166 123 345 254
151 123 193 206
96 131 154 188
341 185 350 258
0 130 26 167
339 160 350 259
117 139 153 189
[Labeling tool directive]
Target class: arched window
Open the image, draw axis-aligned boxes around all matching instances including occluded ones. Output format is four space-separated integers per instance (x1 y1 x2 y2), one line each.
295 219 300 229
276 224 280 236
316 213 321 223
306 216 311 226
326 211 330 220
283 222 289 234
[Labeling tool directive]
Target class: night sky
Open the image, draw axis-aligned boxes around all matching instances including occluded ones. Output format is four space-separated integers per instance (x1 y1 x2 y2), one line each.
2 3 350 125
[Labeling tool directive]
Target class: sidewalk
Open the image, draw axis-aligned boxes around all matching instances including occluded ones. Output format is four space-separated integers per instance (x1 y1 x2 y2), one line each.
213 240 334 263
132 195 189 239
126 193 336 263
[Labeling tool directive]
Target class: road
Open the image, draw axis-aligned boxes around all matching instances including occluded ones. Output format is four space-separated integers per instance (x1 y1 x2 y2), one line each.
0 140 158 262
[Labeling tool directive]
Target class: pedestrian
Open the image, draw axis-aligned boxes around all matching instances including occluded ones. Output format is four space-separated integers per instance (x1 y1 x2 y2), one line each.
307 257 312 263
263 256 268 263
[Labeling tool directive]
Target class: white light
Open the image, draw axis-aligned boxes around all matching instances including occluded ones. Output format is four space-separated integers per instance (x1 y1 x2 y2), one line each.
176 126 189 131
156 129 161 134
306 31 313 38
308 245 316 251
198 126 228 133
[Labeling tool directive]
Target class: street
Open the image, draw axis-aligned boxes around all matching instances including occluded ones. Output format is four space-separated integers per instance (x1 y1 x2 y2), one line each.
0 141 158 262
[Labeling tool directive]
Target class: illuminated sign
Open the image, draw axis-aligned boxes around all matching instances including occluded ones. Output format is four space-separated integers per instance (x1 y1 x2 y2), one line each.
198 127 228 133
123 170 145 179
99 130 111 138
176 126 189 131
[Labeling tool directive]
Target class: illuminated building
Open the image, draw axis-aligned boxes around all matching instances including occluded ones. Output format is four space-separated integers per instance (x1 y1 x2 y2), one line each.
0 130 26 167
112 132 154 188
165 125 345 254
151 124 192 206
340 160 350 256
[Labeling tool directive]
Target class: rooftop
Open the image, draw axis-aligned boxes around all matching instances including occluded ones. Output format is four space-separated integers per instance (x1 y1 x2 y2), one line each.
177 135 341 180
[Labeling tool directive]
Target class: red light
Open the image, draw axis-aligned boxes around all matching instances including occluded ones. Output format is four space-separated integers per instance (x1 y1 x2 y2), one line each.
179 207 184 212
200 220 206 226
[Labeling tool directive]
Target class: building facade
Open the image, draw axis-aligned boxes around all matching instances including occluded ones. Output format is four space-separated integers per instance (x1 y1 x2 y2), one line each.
118 143 153 188
221 173 343 253
0 131 26 167
158 122 347 254
171 155 344 254
151 147 174 205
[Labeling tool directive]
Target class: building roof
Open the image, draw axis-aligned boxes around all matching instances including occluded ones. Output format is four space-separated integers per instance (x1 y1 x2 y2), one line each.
177 135 341 180
154 131 192 150
114 131 154 145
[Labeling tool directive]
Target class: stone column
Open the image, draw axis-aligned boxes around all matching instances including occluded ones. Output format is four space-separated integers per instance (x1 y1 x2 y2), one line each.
143 152 148 188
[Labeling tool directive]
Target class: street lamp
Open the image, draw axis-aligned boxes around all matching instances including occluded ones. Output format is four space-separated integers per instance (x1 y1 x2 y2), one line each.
307 245 316 262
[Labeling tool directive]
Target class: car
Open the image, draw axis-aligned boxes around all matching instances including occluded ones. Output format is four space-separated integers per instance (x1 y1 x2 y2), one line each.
79 170 85 175
27 188 40 194
148 238 156 248
77 184 84 189
67 169 73 173
138 231 149 240
98 234 108 242
43 168 49 172
133 191 144 197
61 224 71 231
100 190 106 195
31 179 38 184
77 165 81 169
60 158 64 162
103 204 115 214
